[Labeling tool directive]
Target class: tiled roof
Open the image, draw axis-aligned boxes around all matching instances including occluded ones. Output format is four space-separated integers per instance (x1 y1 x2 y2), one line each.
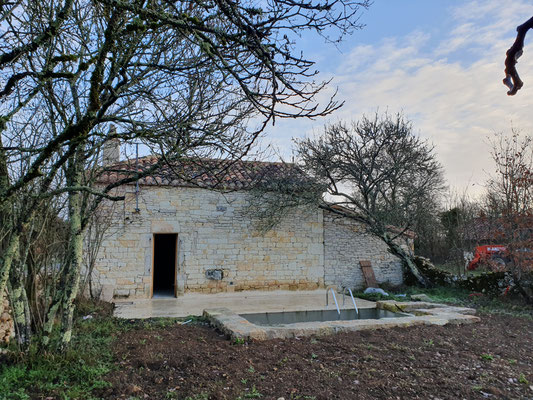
97 156 304 190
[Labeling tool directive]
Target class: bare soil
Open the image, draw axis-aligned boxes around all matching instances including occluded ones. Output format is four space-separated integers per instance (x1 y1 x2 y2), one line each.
99 313 533 399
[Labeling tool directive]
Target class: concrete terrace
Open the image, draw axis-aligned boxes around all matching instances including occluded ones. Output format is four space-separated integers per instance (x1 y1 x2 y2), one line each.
113 289 376 319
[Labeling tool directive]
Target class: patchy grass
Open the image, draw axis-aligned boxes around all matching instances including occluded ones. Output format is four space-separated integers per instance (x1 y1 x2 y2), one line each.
354 284 532 319
0 299 123 400
0 302 207 400
0 318 117 399
401 286 472 304
405 286 533 319
432 261 466 276
353 285 473 304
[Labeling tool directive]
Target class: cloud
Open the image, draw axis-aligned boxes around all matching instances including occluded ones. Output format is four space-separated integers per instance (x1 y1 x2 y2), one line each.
267 0 533 198
264 0 533 197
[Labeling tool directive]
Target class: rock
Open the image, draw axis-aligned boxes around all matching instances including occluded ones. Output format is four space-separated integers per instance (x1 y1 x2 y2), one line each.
364 287 389 296
411 294 432 302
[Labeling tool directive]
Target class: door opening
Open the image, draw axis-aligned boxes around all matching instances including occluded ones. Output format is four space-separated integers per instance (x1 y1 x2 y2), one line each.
152 233 178 298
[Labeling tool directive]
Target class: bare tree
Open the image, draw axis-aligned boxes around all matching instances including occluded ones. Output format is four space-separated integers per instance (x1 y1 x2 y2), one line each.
250 112 446 286
439 194 481 275
486 131 533 214
483 130 533 302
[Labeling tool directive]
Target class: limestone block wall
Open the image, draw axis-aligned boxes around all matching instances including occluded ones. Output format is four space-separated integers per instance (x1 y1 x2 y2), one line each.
324 211 404 289
92 186 325 299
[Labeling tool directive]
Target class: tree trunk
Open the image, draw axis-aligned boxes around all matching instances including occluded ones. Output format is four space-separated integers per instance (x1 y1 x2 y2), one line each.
59 191 83 350
514 281 533 304
58 151 85 350
41 146 87 350
8 268 32 348
0 125 14 312
40 204 84 350
0 234 20 316
41 298 60 348
381 233 432 287
79 223 97 299
510 268 533 304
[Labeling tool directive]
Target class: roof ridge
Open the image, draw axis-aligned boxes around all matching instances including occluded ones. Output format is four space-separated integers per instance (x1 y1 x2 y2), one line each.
113 155 294 167
97 156 302 190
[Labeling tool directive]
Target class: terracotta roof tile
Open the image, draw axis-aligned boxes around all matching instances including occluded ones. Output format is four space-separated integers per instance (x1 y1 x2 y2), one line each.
97 156 303 190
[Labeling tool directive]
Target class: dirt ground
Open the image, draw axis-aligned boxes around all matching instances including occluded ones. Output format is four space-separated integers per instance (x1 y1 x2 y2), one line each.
99 313 533 400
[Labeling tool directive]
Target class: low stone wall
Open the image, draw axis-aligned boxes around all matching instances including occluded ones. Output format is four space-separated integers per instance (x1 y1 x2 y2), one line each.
413 256 532 296
0 291 14 344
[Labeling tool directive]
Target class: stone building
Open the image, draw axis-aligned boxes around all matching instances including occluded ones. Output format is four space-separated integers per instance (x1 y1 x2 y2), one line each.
91 154 409 300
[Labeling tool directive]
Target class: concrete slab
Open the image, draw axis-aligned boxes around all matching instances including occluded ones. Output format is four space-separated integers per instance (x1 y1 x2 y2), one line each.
113 289 376 319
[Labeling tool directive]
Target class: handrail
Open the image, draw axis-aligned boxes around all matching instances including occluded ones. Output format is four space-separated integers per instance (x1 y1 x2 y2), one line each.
342 287 359 314
326 287 341 315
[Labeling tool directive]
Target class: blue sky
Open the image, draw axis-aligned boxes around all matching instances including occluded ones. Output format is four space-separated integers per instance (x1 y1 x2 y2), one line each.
260 0 533 198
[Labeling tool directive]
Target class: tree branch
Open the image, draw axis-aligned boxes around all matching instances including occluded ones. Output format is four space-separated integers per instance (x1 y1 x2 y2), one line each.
503 16 533 96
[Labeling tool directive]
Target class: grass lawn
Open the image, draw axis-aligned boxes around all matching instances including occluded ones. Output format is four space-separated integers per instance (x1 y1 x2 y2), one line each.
1 289 532 399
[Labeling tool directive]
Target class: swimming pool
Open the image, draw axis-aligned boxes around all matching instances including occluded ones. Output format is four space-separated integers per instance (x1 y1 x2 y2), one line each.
205 301 480 341
241 308 408 326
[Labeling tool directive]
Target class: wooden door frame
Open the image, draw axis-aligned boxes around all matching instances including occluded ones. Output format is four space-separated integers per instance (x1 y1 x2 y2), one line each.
174 235 179 297
151 233 179 298
150 234 155 298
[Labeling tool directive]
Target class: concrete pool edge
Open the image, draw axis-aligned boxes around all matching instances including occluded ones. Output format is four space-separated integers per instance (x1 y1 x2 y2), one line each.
203 301 480 341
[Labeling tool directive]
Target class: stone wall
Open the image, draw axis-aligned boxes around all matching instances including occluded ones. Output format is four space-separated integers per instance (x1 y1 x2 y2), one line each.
92 186 325 299
323 211 404 289
0 291 14 344
91 185 409 300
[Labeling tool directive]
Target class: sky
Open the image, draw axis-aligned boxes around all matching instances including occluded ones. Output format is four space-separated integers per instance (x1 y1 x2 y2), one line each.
259 0 533 198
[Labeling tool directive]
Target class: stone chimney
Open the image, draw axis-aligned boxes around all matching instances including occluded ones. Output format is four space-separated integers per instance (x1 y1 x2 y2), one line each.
102 125 120 166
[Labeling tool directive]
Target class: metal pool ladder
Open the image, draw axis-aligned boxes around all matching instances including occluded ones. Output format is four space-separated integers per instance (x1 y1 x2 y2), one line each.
342 287 359 315
325 286 341 315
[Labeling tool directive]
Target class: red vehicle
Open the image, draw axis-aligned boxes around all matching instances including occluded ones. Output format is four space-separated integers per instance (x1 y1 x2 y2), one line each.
467 245 508 271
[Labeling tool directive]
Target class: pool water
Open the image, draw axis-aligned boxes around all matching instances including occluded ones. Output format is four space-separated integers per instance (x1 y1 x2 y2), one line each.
240 308 409 326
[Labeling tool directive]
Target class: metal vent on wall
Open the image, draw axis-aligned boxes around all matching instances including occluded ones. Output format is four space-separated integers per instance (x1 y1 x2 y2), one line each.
205 269 224 280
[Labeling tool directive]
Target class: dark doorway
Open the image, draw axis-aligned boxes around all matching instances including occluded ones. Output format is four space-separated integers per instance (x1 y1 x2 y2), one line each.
152 233 177 297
